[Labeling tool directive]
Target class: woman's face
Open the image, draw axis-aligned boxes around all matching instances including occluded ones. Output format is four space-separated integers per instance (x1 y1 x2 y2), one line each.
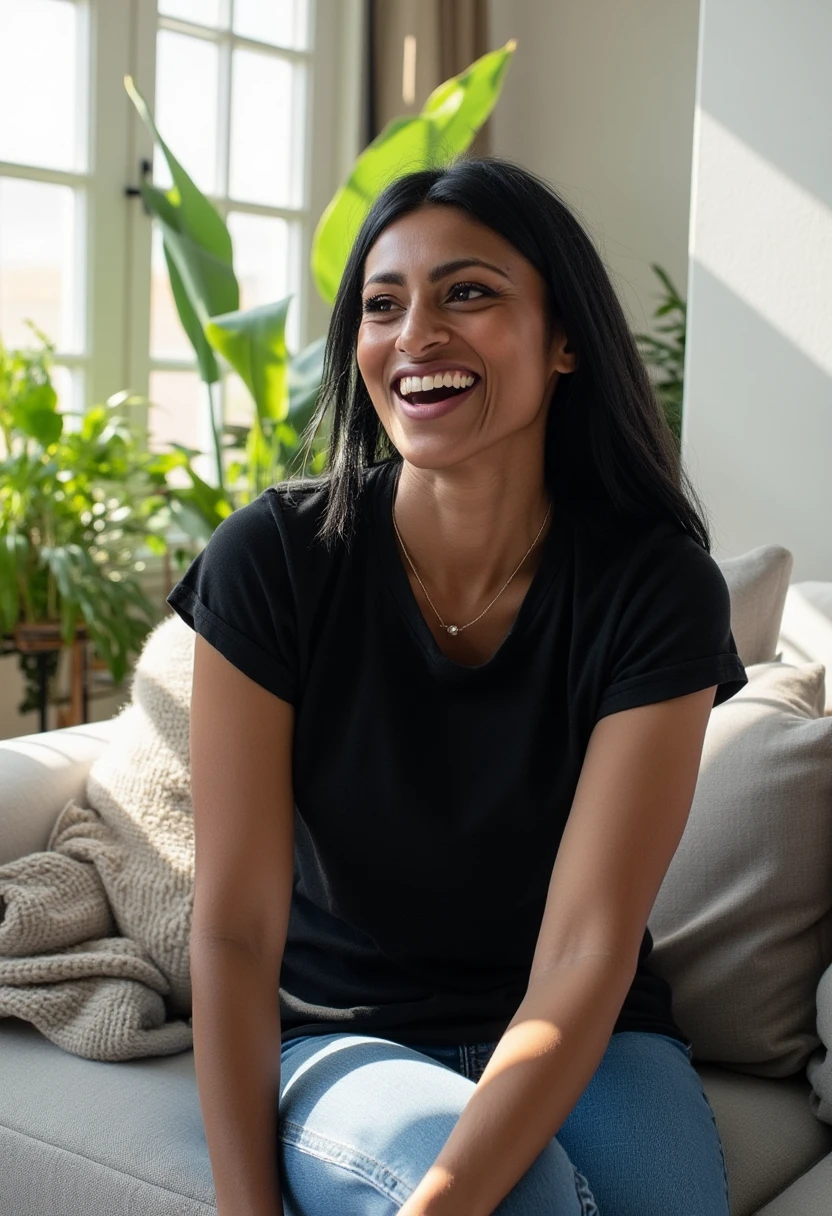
356 203 576 468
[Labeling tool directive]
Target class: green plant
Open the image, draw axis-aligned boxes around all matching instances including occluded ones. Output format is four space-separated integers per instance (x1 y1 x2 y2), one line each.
0 324 181 716
634 263 687 445
123 39 516 547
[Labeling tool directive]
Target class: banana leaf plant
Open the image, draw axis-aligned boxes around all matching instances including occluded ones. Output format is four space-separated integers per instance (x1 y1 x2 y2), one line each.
124 37 516 544
633 263 687 447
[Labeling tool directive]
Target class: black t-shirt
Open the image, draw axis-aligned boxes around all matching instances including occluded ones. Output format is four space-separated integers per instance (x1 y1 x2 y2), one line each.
166 457 747 1050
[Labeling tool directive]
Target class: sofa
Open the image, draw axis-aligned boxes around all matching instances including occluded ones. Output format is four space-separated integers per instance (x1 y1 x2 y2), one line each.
0 544 831 1215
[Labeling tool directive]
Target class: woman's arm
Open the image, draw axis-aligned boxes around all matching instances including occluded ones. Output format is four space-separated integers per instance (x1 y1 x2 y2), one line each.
191 939 285 1216
399 684 717 1216
398 954 633 1216
188 634 297 1216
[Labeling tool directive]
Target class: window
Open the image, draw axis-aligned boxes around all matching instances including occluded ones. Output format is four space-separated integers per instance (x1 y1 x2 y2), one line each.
146 0 311 482
0 0 363 487
0 0 89 416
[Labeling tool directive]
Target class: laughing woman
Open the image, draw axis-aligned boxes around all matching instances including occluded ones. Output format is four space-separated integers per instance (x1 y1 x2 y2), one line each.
167 156 746 1216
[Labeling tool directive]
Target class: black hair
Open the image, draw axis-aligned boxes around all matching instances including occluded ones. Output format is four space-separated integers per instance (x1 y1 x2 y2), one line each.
286 154 711 554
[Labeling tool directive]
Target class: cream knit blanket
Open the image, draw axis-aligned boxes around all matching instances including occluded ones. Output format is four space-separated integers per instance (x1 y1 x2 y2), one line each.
0 614 197 1060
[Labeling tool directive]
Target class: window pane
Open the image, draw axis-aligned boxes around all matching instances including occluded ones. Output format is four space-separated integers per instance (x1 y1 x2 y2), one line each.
52 365 82 421
154 31 219 194
158 0 224 27
0 177 80 352
0 0 80 171
234 0 304 49
224 372 254 428
227 211 298 351
150 226 194 360
227 212 290 308
148 370 217 485
229 49 295 207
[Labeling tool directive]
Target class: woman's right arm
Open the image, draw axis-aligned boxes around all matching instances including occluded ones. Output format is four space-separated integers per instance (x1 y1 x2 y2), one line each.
188 633 297 1216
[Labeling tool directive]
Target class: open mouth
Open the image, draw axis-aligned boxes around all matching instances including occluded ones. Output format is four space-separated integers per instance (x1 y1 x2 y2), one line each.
394 374 480 406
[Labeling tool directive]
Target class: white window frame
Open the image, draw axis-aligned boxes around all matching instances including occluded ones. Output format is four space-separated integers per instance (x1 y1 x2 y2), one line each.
2 0 364 443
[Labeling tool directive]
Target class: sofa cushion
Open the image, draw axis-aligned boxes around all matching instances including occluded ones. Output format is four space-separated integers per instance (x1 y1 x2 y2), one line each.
717 544 793 666
806 961 832 1127
695 1062 832 1216
777 581 832 714
648 659 832 1077
0 719 120 867
0 1017 214 1215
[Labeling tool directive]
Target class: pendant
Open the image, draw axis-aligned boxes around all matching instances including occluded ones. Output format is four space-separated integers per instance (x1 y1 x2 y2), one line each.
446 625 459 635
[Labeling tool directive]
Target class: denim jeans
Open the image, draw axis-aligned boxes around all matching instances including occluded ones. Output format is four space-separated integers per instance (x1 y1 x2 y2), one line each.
276 1028 730 1215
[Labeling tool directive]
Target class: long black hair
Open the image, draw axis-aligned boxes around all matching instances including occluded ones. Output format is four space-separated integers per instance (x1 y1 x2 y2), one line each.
287 154 711 554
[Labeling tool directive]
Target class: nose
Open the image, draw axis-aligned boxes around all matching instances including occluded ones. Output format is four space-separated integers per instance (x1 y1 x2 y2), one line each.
395 296 450 355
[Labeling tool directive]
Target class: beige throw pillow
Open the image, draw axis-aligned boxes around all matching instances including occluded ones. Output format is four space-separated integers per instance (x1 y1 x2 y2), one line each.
647 660 832 1078
716 544 793 666
777 581 832 715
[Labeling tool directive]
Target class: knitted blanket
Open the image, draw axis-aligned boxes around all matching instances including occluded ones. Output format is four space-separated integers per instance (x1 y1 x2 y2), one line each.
0 614 197 1060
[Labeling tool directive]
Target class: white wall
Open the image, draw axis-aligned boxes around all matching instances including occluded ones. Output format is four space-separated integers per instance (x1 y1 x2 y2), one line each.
488 0 701 389
488 0 831 576
681 0 831 574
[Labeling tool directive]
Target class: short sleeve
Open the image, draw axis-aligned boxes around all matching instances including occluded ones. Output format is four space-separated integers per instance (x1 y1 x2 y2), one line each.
165 491 298 705
595 526 748 720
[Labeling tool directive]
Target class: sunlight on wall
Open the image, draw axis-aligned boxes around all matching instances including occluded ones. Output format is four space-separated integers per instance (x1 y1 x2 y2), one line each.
692 110 832 378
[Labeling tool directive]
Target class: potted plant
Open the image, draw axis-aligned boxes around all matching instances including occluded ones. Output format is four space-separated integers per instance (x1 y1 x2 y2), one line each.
634 263 687 445
0 324 183 728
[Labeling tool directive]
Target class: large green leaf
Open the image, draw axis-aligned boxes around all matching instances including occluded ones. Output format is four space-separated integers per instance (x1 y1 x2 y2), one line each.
310 39 516 304
136 180 220 382
205 297 292 424
152 211 238 329
162 240 220 384
125 76 232 263
125 78 238 381
287 336 326 432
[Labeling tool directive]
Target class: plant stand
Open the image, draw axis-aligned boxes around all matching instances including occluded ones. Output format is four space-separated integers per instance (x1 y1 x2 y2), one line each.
1 622 89 733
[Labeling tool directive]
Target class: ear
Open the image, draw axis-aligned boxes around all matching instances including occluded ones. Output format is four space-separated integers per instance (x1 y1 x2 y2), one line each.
547 326 578 376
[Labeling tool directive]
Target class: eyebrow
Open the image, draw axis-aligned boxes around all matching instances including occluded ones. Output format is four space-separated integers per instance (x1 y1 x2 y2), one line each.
362 257 512 290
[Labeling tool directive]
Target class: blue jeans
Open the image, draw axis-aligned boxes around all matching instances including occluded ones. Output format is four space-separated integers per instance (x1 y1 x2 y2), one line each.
276 1028 730 1215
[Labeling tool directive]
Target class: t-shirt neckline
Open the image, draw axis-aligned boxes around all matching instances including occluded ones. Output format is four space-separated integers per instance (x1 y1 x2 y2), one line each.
371 458 562 673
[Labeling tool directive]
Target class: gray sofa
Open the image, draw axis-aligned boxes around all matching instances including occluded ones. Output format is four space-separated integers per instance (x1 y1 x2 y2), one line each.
1 551 831 1215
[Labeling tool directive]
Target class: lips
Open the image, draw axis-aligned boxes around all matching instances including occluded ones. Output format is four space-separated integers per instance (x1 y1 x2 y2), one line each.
394 377 480 421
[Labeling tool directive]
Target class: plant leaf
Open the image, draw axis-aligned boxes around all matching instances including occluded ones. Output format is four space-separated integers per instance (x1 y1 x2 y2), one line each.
126 78 238 381
287 336 325 431
310 40 516 304
205 297 292 424
125 76 233 263
149 204 239 328
162 241 220 384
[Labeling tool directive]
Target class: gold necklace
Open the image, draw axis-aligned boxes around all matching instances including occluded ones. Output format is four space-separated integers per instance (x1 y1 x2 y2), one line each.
391 495 552 636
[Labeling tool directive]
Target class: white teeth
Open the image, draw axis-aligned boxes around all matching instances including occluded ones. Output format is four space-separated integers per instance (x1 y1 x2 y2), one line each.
397 372 476 396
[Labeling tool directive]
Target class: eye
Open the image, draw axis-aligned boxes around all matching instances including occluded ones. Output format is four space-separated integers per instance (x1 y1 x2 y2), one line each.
447 280 493 302
361 294 395 313
361 280 495 313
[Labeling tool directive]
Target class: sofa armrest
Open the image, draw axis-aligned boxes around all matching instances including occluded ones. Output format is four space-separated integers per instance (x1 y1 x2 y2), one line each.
0 718 122 865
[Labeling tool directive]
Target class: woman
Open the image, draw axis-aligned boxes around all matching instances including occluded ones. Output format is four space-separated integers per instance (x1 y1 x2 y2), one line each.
168 156 746 1216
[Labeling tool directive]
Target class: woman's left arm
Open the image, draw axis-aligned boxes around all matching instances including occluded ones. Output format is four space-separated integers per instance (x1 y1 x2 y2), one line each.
399 684 718 1216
